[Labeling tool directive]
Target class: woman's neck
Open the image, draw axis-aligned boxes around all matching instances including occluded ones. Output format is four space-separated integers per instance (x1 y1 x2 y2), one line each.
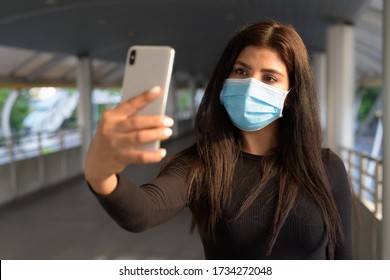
240 121 279 156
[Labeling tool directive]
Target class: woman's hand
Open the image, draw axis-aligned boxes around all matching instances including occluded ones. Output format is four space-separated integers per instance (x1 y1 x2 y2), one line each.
84 86 174 195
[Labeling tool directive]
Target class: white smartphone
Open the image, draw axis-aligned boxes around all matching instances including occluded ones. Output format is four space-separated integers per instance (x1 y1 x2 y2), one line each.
121 45 175 151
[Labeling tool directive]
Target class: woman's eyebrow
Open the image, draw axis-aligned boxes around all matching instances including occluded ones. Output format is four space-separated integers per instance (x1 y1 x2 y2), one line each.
260 68 285 77
234 60 252 69
234 61 285 77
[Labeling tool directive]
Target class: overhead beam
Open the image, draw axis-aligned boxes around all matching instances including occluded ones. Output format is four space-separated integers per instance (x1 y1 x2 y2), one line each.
360 6 383 28
8 51 40 76
97 66 124 85
26 54 67 82
0 75 74 88
355 50 382 74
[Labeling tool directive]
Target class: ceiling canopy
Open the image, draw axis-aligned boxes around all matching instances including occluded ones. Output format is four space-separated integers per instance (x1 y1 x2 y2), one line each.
0 0 382 87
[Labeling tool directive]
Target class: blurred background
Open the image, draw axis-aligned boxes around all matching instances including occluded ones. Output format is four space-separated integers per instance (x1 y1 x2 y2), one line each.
0 0 388 259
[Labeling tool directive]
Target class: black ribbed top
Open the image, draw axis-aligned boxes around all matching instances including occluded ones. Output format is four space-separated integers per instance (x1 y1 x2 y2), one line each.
93 148 352 259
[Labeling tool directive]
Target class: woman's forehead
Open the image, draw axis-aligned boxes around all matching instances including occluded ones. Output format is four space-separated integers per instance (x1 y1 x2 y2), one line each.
236 46 287 74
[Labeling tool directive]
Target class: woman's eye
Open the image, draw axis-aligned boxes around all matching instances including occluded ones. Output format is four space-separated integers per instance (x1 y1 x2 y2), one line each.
264 75 277 83
233 68 248 76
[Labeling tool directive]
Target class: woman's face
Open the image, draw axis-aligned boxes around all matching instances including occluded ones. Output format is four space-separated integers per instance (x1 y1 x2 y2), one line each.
228 45 290 91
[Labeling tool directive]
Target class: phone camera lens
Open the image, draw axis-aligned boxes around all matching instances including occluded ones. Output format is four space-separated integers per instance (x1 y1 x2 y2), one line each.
129 50 136 65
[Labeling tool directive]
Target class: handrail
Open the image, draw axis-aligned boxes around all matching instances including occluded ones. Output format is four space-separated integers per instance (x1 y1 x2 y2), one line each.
0 128 82 201
0 128 81 165
339 146 383 220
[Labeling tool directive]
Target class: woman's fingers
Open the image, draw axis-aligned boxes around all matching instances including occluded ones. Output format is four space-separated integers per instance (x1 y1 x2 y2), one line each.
126 148 168 164
87 125 172 169
116 127 173 146
97 113 174 144
115 115 174 132
115 86 162 116
84 86 174 190
104 128 172 155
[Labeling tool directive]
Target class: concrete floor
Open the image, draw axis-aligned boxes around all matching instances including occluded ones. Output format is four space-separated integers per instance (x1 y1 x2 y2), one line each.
0 132 204 260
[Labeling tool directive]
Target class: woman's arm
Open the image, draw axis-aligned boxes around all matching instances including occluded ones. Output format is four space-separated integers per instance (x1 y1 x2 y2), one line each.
90 155 190 232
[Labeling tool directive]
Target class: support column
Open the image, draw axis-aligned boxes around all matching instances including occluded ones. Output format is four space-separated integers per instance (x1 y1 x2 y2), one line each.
166 76 178 138
77 55 94 158
326 23 355 153
188 76 197 128
312 52 328 138
382 0 390 260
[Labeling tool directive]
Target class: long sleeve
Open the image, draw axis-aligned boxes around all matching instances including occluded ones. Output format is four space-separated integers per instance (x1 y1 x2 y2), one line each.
90 156 190 233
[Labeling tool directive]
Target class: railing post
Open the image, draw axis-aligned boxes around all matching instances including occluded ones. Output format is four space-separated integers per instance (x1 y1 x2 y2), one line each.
374 159 380 217
37 131 45 184
7 135 17 195
60 129 67 178
377 158 383 218
358 155 364 201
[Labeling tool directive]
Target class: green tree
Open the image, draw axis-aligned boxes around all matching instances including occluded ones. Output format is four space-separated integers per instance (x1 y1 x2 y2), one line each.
0 88 31 133
357 86 381 122
0 88 10 144
10 89 30 132
0 88 10 113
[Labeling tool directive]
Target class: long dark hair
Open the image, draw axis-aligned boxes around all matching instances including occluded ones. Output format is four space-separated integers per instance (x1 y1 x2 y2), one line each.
165 20 343 259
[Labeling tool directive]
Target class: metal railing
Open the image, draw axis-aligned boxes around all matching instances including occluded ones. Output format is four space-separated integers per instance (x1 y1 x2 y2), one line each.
340 147 383 220
0 128 81 165
0 128 82 201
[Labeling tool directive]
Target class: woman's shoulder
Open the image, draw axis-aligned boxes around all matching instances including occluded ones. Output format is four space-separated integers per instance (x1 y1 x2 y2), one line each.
321 148 350 191
321 148 345 169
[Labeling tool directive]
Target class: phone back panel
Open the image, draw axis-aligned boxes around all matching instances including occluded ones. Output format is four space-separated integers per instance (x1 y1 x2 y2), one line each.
121 45 175 151
121 45 175 116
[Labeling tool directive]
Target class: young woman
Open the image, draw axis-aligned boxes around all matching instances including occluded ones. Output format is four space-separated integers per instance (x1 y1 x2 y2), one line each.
84 20 353 259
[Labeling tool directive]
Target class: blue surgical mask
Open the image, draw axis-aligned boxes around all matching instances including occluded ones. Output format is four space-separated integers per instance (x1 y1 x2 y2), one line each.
220 78 289 131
